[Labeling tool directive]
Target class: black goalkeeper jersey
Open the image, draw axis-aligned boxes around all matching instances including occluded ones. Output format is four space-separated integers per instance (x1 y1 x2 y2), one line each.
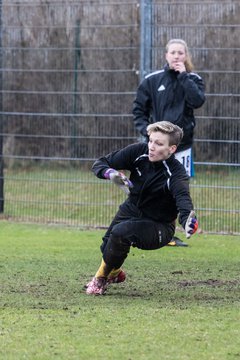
92 142 194 229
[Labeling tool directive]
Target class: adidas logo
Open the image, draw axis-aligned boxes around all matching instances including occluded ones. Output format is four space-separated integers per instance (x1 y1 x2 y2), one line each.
158 84 165 91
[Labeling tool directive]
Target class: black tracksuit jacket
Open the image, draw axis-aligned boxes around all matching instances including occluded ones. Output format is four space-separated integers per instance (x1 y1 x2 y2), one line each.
133 64 205 152
92 142 194 229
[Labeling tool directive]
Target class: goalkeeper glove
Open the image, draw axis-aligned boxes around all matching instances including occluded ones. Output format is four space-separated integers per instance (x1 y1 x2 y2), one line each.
185 210 198 238
104 169 133 194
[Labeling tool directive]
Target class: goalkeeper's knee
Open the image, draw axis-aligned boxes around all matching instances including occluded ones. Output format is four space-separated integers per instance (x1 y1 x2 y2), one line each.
103 232 130 269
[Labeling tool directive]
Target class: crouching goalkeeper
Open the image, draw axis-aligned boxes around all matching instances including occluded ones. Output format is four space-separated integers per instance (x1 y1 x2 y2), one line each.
86 121 198 295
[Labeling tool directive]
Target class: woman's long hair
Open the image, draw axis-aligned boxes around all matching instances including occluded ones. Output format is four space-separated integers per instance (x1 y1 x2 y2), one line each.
166 39 194 72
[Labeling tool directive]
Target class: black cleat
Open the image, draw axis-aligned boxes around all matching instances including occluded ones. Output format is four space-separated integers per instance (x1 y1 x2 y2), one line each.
167 236 189 247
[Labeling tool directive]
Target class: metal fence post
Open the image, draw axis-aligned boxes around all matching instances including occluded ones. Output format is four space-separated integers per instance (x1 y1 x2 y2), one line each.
140 0 152 81
0 0 4 213
71 18 81 160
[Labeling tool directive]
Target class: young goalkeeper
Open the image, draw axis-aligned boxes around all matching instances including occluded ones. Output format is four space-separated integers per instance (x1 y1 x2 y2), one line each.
86 121 198 295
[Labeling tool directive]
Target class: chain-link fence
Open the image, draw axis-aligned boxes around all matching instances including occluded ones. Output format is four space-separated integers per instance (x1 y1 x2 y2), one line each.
0 0 239 234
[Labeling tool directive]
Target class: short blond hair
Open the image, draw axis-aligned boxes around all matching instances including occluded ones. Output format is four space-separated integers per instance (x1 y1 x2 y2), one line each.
147 121 183 146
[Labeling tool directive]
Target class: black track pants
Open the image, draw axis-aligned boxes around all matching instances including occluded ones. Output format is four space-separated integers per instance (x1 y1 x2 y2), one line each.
102 200 175 269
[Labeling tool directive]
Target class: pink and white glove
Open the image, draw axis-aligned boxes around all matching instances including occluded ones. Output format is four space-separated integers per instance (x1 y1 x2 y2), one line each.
185 210 198 238
104 169 133 194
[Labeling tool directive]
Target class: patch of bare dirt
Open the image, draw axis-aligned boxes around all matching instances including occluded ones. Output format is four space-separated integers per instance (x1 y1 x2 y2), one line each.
178 279 240 287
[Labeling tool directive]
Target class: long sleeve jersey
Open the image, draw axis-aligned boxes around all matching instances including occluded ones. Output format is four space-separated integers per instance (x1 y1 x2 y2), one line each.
133 64 205 152
92 142 194 229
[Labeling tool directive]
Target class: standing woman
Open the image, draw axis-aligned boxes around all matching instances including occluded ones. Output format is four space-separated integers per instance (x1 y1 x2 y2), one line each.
133 39 205 246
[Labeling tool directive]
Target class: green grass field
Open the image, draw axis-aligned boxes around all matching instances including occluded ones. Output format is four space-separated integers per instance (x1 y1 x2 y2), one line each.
0 222 239 359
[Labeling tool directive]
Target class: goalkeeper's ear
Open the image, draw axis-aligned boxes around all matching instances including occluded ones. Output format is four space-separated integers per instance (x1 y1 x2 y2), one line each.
167 144 177 155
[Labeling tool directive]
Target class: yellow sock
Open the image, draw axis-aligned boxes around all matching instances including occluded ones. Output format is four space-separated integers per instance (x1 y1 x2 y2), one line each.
108 268 122 278
95 259 112 278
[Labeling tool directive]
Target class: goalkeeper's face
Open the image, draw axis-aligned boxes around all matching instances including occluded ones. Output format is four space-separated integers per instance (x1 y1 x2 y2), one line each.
148 132 177 162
